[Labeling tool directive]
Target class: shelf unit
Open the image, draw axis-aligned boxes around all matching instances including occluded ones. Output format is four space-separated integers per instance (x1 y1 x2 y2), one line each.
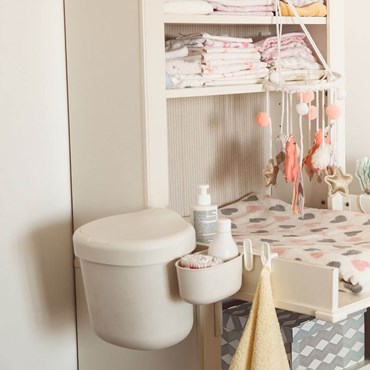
164 14 327 99
140 2 364 370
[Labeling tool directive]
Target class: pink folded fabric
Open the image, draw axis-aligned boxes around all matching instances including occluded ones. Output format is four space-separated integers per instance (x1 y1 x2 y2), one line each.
262 44 315 62
255 32 306 52
202 63 267 74
212 11 274 15
210 2 275 11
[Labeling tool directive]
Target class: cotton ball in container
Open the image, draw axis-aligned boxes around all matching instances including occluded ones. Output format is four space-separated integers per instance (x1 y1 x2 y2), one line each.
296 102 309 116
312 145 332 170
326 104 341 120
256 112 271 127
305 105 317 121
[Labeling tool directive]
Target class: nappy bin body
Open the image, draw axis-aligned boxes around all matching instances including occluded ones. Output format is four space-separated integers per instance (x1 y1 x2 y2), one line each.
73 208 196 350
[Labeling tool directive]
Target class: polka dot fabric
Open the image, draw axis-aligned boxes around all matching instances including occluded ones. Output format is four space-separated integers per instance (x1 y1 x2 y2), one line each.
220 193 370 293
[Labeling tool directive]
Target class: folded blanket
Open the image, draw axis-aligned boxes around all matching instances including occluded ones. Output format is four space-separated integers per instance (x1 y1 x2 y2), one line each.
175 33 253 49
204 59 266 66
164 0 213 14
269 56 323 70
279 1 327 16
281 0 323 6
210 0 275 5
269 68 325 82
262 45 316 63
189 46 256 55
168 74 205 88
255 32 306 52
203 66 269 76
260 41 306 59
212 11 274 15
205 78 264 86
165 42 188 60
210 2 275 11
166 56 202 75
201 51 261 61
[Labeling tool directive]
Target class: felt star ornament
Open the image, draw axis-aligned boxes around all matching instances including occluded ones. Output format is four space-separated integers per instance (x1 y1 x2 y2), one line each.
263 159 278 188
325 166 353 197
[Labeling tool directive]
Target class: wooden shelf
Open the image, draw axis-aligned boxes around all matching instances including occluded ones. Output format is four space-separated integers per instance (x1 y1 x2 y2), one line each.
166 83 265 98
164 15 327 25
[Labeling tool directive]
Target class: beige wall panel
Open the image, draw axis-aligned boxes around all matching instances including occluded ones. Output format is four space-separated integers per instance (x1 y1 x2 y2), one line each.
65 0 145 229
168 94 268 216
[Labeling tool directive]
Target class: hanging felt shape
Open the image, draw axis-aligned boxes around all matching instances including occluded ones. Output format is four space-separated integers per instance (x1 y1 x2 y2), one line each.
285 136 298 183
302 129 331 180
325 166 353 197
285 136 300 213
275 133 288 175
263 159 279 189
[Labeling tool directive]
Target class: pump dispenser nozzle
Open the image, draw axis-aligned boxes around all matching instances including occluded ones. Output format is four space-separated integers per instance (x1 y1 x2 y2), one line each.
197 184 211 206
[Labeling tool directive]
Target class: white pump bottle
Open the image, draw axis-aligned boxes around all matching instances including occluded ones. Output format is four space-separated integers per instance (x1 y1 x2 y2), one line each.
190 185 218 245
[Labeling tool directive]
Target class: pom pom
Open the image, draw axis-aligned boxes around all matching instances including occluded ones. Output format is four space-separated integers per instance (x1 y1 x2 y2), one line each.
312 145 332 170
326 104 341 120
297 90 315 103
269 71 280 83
305 105 317 121
302 90 315 103
296 102 309 116
256 112 271 127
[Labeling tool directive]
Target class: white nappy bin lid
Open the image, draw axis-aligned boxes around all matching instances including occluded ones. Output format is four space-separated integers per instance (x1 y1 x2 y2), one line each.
74 208 195 266
73 208 196 350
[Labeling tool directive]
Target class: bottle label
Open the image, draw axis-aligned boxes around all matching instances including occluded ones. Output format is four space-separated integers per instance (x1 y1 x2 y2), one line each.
193 210 217 244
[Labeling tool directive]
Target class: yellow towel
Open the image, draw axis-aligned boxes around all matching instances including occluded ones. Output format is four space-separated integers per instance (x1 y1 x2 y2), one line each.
229 267 290 370
279 1 327 17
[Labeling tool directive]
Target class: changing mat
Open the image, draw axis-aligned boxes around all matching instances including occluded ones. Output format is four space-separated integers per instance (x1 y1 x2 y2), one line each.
220 193 370 293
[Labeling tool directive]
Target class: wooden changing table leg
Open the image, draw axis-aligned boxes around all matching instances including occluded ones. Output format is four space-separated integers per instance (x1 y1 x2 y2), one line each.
196 303 222 370
366 308 370 359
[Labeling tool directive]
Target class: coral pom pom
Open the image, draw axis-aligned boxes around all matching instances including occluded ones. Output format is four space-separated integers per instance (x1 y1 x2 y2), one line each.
296 102 309 116
256 112 271 127
326 104 341 120
297 91 315 103
305 105 317 121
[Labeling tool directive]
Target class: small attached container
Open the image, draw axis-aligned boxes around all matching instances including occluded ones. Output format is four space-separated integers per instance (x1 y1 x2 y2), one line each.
73 208 196 350
176 251 243 305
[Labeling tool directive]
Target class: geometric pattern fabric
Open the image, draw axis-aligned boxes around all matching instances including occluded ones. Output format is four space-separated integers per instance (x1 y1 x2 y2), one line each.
222 302 365 370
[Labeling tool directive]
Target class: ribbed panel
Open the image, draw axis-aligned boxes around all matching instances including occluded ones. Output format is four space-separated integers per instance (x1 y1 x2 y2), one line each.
168 94 268 216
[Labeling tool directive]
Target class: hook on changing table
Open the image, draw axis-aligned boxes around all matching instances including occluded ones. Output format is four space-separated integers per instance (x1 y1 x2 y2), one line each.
261 242 278 271
242 239 254 271
241 240 278 272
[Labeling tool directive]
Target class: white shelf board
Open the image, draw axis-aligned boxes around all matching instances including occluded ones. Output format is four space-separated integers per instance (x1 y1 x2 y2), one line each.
166 83 265 98
164 15 326 25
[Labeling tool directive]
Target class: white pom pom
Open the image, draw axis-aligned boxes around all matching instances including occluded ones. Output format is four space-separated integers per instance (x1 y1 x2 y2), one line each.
296 102 309 116
336 88 346 101
269 71 280 83
312 146 332 170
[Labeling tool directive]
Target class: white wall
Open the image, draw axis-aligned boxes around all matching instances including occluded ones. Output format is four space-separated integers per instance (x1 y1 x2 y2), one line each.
0 1 77 369
345 1 370 194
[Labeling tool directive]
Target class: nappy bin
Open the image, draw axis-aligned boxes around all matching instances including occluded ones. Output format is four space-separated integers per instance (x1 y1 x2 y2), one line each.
73 208 196 350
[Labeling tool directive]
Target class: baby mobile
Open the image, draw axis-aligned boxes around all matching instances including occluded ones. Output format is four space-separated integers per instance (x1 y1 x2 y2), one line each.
256 0 352 215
